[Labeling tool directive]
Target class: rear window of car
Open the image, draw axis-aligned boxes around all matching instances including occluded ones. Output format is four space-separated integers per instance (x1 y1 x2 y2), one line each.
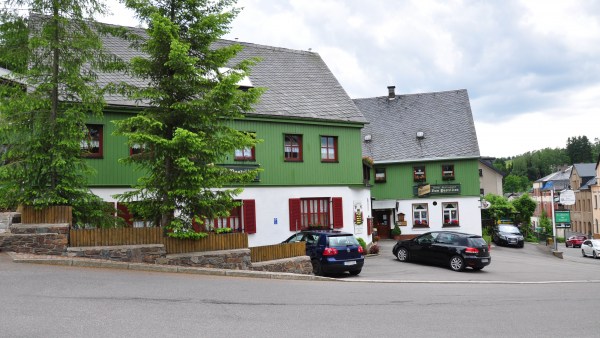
467 237 487 247
327 235 358 247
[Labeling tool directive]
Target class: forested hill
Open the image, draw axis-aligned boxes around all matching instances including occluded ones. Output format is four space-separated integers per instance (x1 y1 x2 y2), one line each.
491 136 600 193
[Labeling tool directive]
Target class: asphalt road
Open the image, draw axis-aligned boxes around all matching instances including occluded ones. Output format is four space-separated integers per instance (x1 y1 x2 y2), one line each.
2 249 600 338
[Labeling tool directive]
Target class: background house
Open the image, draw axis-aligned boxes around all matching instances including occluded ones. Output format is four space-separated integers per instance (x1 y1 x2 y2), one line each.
565 163 596 237
354 87 482 238
479 157 504 197
531 166 572 237
592 155 600 238
81 27 371 246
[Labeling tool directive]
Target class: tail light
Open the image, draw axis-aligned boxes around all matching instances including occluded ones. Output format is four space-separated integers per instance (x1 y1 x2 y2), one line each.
323 247 338 256
358 246 364 254
465 247 479 254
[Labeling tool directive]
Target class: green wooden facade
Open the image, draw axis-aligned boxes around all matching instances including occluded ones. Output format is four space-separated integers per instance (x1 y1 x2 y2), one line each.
370 158 480 200
84 111 365 188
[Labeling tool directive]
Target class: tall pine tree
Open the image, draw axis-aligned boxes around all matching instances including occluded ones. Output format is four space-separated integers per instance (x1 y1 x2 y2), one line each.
114 0 263 234
0 1 122 226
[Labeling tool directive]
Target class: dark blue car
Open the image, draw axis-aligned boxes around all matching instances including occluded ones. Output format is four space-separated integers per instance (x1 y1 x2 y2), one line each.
283 230 364 276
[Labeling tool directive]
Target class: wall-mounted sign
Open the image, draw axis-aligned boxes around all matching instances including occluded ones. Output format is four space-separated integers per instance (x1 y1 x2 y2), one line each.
559 190 575 206
413 184 461 197
417 184 431 197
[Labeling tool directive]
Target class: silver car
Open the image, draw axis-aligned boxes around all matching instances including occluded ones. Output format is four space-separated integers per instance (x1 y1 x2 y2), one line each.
581 239 600 259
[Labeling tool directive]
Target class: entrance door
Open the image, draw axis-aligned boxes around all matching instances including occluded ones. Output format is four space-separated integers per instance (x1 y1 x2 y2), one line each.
374 209 392 239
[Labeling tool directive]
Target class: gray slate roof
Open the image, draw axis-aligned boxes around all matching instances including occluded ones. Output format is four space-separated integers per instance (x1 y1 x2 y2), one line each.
98 26 365 123
572 163 597 190
572 163 596 179
536 166 572 191
354 89 480 163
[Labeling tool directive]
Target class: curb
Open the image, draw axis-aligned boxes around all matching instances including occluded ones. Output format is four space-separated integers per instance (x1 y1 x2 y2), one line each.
5 252 333 282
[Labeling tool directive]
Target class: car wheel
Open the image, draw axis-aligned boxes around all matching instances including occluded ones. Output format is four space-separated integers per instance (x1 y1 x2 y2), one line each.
396 247 409 262
349 269 361 276
594 251 598 259
311 259 323 276
518 243 524 248
582 250 586 257
565 242 569 248
449 255 465 272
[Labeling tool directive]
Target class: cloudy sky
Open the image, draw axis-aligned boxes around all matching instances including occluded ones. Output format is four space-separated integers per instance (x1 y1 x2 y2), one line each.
102 0 600 158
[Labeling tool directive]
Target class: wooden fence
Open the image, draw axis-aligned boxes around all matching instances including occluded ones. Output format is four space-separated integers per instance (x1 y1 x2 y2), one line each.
163 233 248 254
20 205 72 225
70 227 247 253
250 242 306 263
70 227 164 247
69 227 306 262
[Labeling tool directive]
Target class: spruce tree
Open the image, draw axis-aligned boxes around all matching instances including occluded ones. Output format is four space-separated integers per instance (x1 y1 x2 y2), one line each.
115 0 263 234
0 0 121 226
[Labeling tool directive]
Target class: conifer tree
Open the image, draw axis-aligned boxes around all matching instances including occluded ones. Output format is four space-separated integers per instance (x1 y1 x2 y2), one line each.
0 0 121 226
115 0 263 234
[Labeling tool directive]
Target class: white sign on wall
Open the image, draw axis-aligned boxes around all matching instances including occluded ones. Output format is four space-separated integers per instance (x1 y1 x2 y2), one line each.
559 190 576 206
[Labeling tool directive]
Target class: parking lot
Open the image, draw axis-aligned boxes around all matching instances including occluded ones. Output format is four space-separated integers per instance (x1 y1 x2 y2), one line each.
343 239 600 283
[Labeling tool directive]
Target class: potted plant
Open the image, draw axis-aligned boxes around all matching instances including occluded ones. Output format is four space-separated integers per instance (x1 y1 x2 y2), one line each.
392 223 402 240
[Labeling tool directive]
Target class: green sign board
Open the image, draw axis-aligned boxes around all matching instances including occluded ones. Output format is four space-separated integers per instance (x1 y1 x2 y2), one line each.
554 211 571 224
413 184 461 197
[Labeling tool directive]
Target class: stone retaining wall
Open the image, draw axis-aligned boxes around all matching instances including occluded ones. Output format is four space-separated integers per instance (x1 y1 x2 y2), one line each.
0 222 313 274
251 256 313 275
0 223 68 255
157 249 252 270
66 244 166 264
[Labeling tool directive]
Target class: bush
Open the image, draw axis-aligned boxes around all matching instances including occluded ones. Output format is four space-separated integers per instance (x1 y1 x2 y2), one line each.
368 243 380 254
356 237 367 253
392 224 401 236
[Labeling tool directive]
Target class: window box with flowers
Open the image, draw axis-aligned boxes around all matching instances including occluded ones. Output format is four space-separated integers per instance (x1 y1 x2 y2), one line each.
443 220 460 227
413 220 429 228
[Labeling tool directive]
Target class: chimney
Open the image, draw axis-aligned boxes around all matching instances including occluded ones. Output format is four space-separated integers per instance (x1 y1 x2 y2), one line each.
387 86 395 100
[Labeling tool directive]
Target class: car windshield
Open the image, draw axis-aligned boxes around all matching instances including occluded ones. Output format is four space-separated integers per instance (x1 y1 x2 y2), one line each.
328 235 358 246
498 225 521 234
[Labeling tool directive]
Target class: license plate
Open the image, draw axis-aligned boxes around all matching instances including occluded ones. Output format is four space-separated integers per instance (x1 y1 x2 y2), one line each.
481 259 489 263
344 261 356 266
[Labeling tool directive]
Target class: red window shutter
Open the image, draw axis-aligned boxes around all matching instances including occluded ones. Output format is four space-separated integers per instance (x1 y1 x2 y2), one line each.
332 197 343 229
116 203 133 227
289 198 301 231
243 200 256 234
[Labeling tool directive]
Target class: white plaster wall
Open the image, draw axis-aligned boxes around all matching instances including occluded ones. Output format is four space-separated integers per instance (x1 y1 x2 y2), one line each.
236 186 372 247
90 186 372 247
393 196 483 236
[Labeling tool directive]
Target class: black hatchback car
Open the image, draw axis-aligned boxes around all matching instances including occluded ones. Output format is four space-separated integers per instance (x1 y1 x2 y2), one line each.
392 231 491 271
283 230 364 276
492 224 524 248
